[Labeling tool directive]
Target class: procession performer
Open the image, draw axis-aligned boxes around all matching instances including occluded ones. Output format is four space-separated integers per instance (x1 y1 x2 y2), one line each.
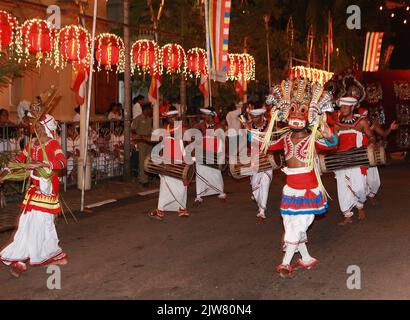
333 97 376 225
0 114 68 278
262 79 338 279
149 109 190 220
358 108 398 204
193 108 226 203
244 108 273 224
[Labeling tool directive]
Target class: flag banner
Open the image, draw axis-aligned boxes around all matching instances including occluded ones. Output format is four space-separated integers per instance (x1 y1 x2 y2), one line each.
205 0 232 83
148 74 162 104
71 61 89 105
328 14 333 54
363 32 384 72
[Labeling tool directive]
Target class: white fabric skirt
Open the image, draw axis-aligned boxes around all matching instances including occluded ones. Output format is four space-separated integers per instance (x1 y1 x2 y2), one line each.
366 166 381 197
250 169 272 213
158 175 187 212
195 163 224 198
334 167 367 213
0 210 63 266
281 214 315 245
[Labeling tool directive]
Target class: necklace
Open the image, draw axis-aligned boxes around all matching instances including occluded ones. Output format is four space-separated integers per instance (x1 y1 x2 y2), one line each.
340 115 361 125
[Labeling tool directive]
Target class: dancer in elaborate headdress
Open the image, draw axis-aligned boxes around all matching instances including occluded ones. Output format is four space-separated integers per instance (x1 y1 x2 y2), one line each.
0 90 68 278
262 78 338 279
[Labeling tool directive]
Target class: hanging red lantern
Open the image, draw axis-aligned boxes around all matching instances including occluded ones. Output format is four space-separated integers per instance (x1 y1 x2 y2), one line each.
131 39 161 75
227 54 244 81
95 33 124 72
227 53 256 81
162 43 186 75
55 25 91 68
21 19 54 66
186 47 208 78
0 10 18 53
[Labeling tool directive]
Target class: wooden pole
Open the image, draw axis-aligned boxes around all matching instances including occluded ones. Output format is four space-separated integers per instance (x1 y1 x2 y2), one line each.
123 0 132 181
80 0 97 212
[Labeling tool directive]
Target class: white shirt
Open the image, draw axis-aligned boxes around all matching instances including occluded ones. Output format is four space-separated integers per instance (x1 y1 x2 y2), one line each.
132 102 142 120
226 108 242 136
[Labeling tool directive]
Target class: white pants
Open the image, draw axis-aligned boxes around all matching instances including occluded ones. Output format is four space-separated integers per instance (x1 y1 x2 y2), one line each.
0 210 63 266
251 169 273 217
195 163 225 199
335 167 367 215
367 166 381 198
281 214 315 245
158 175 187 212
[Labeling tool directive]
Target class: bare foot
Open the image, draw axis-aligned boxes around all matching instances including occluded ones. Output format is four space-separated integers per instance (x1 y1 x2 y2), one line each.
358 208 366 220
276 265 294 279
338 216 353 226
256 216 266 225
368 196 377 206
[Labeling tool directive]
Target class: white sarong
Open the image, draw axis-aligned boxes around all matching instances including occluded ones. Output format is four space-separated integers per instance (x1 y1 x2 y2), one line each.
195 163 225 199
0 210 64 266
250 169 273 216
366 166 381 197
281 214 315 245
158 175 187 212
335 167 367 214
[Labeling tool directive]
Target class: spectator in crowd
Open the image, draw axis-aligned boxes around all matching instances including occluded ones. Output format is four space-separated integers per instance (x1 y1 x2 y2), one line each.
107 102 123 121
132 95 144 120
0 109 13 125
110 122 125 169
66 124 80 179
132 103 153 187
73 105 81 122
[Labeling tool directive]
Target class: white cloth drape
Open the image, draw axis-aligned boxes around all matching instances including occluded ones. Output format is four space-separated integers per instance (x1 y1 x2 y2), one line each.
158 175 187 212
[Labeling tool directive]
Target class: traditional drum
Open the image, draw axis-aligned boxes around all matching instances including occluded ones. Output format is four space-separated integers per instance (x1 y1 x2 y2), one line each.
144 155 195 186
318 145 386 173
229 152 283 179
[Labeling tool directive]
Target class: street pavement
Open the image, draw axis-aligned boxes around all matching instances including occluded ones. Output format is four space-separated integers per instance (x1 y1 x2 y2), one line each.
0 165 410 300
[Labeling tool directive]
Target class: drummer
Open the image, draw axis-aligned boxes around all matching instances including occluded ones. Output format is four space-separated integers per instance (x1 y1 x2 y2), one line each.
193 107 227 204
244 107 273 224
149 108 190 220
333 97 376 225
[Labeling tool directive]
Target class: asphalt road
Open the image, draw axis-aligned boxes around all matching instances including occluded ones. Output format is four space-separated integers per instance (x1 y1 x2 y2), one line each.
0 165 409 300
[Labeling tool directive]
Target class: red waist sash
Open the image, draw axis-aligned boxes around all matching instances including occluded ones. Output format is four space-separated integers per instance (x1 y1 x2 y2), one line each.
286 170 318 190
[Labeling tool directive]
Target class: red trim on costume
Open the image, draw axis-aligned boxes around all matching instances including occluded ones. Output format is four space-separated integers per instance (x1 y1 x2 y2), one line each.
286 171 318 189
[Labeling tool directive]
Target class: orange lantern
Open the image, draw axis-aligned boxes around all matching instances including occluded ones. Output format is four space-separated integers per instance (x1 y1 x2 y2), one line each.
131 39 161 75
55 25 90 68
186 47 208 78
0 10 18 53
162 43 186 75
95 33 124 72
21 19 54 66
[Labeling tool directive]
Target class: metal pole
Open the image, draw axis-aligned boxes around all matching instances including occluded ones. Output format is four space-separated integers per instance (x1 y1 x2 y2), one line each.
123 0 132 181
80 0 97 212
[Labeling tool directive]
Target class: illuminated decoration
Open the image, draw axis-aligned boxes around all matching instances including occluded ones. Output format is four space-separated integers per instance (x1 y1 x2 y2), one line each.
131 39 162 75
161 43 186 75
290 66 334 85
186 47 208 78
21 19 54 67
54 25 91 69
242 53 256 81
226 53 256 81
95 33 124 73
0 10 18 53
